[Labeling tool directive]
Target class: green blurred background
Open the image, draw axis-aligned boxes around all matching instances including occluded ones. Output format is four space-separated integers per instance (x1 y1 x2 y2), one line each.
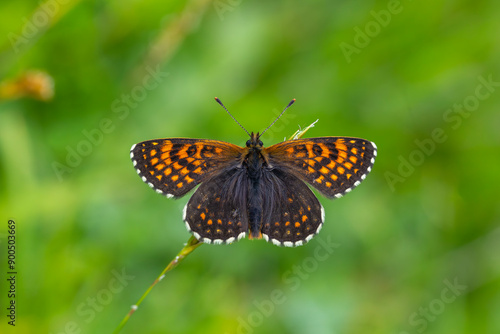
1 0 499 333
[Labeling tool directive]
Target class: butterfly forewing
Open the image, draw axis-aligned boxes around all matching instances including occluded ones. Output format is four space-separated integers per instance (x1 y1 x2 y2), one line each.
130 139 243 198
265 137 377 199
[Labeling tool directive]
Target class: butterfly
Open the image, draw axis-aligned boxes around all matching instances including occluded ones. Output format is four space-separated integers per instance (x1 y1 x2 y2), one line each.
130 98 377 247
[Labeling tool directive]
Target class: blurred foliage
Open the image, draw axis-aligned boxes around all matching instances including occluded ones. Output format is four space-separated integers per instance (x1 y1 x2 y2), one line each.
1 0 499 333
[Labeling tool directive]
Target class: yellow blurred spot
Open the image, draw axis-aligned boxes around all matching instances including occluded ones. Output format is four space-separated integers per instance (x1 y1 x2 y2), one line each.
0 70 54 101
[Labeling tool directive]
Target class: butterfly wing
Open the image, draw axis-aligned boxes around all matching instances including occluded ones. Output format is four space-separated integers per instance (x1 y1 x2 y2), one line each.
183 167 249 244
130 139 243 198
265 137 377 198
260 168 323 247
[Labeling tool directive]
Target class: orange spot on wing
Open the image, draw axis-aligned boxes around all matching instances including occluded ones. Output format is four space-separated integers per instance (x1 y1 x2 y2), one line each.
320 166 329 174
302 215 308 222
351 147 358 155
185 175 194 183
151 157 159 165
335 144 347 153
176 182 183 188
307 159 316 167
155 163 165 171
325 181 332 187
156 175 162 181
344 162 353 169
164 168 172 176
171 175 179 181
285 221 290 226
177 150 188 159
200 212 206 220
173 162 182 170
331 173 338 181
295 151 306 158
327 161 336 169
337 167 345 174
349 156 358 163
150 149 157 156
160 143 172 152
207 219 213 225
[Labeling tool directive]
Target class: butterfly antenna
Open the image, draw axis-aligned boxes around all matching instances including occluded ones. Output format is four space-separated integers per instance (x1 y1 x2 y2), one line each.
214 97 250 137
259 98 296 138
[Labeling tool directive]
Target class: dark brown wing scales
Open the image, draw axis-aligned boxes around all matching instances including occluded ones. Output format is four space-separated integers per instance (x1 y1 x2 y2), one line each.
265 137 377 199
183 168 248 244
260 169 323 247
130 139 243 198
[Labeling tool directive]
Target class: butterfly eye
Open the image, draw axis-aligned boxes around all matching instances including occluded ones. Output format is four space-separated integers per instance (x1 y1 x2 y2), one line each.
246 140 251 147
258 140 263 146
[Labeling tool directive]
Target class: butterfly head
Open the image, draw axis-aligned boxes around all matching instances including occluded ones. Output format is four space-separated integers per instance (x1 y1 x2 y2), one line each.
246 132 263 149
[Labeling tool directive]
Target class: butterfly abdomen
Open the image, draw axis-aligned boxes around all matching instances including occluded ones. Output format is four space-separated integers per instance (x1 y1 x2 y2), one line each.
246 149 264 238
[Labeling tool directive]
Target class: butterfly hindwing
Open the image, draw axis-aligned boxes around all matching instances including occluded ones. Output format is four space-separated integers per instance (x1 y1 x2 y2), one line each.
130 139 243 198
265 137 377 199
260 168 323 247
183 168 249 244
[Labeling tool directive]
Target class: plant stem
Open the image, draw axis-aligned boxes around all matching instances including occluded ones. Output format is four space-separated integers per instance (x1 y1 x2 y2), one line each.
113 236 203 333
